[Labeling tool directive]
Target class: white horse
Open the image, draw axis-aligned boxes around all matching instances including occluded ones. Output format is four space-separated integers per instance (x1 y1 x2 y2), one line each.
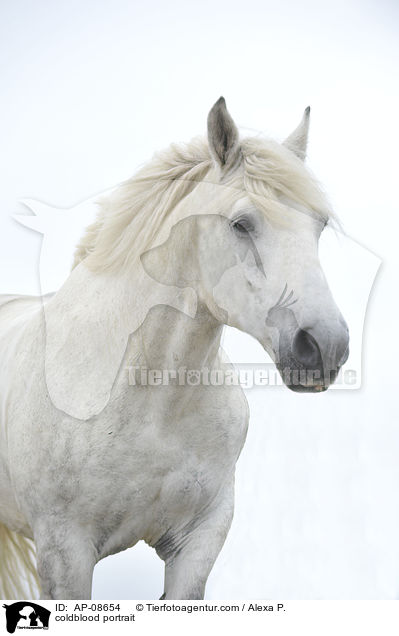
0 98 349 599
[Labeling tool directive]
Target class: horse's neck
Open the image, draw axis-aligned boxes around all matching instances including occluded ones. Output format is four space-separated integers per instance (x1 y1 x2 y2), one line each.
56 261 222 371
130 301 224 372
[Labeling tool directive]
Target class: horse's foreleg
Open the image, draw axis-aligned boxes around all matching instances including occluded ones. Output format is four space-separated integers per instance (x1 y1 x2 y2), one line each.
159 478 234 600
34 522 97 599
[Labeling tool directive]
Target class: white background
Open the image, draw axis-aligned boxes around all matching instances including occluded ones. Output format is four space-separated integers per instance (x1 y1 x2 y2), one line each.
0 0 398 599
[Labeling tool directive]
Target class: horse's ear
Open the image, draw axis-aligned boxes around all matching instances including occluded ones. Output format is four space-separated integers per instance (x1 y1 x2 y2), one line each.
283 106 310 161
207 97 241 171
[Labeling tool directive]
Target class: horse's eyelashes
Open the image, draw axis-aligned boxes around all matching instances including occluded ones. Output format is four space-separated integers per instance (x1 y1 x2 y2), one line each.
232 218 254 235
233 221 248 233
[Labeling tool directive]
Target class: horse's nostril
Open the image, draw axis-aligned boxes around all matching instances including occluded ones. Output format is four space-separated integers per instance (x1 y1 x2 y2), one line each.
292 329 321 367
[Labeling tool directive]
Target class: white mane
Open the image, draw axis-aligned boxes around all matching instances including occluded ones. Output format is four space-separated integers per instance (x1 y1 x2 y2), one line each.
73 135 331 272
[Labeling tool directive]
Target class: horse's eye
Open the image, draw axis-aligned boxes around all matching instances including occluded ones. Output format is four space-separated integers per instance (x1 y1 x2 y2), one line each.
232 218 253 235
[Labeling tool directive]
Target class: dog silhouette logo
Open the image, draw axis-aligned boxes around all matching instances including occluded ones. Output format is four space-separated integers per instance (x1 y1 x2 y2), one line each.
2 602 50 633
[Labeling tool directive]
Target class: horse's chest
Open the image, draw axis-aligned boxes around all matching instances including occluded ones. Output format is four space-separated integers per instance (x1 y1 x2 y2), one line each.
96 384 248 553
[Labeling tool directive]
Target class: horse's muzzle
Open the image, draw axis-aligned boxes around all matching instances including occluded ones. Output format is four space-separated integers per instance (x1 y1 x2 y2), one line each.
275 327 349 393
